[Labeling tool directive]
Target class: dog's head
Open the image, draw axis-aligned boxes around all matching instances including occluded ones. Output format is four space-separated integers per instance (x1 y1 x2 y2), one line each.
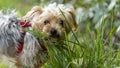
24 3 77 39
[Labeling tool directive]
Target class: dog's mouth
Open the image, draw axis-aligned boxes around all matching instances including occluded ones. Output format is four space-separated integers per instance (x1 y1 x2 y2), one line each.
40 34 64 46
49 34 60 38
43 34 60 42
42 37 58 44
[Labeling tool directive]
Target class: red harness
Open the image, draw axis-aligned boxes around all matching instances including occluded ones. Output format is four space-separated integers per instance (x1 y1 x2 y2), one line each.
17 20 31 53
17 20 47 53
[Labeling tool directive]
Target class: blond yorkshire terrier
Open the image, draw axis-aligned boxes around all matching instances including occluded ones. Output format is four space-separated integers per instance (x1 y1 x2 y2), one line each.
0 3 77 68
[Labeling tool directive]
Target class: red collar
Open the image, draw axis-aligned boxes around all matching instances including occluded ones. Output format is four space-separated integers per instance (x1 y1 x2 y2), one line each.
19 20 31 27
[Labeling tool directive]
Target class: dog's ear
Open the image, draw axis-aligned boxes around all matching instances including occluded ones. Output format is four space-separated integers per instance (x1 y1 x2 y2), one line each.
23 6 43 22
66 8 78 31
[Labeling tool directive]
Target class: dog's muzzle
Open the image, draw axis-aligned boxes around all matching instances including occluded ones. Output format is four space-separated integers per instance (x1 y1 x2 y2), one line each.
50 28 60 38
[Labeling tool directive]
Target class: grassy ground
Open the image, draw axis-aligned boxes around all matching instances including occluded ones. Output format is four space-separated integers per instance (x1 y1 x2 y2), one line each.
1 0 120 68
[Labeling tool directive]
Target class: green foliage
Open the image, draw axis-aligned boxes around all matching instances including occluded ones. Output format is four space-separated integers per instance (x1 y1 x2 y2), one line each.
43 18 118 68
42 0 120 68
0 0 40 16
1 0 120 68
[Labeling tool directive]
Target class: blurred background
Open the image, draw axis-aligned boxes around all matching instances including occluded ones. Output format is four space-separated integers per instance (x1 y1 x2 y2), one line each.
0 0 120 32
0 0 120 68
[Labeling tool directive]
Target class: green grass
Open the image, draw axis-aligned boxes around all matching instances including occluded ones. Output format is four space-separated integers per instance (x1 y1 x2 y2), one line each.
42 17 119 68
1 0 120 68
42 5 120 68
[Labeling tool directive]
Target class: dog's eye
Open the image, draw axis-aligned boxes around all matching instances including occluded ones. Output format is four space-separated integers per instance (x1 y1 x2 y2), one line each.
60 20 64 26
44 20 49 25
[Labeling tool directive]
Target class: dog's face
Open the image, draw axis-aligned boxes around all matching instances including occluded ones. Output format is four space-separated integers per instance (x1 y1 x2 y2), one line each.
24 4 77 39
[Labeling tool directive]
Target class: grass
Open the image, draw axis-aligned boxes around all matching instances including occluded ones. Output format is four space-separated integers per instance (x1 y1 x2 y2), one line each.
42 21 117 68
42 8 119 68
0 0 120 68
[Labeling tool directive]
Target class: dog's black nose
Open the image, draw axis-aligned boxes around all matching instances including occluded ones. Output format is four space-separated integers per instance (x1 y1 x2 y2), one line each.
50 29 57 36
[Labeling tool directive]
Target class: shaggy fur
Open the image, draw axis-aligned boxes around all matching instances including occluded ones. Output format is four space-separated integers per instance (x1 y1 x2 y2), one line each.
0 11 45 68
0 11 21 57
0 3 77 68
23 3 77 37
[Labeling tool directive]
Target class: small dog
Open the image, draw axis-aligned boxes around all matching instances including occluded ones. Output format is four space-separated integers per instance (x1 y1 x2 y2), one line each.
0 3 77 68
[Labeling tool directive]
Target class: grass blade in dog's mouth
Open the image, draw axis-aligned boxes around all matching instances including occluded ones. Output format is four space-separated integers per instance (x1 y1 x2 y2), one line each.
27 30 49 39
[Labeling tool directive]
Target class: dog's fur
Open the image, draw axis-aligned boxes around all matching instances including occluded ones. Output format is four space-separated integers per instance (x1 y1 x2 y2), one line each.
0 3 77 68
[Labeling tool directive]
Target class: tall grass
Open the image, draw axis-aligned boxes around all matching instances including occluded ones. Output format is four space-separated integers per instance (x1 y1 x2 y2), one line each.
42 10 120 68
0 0 120 68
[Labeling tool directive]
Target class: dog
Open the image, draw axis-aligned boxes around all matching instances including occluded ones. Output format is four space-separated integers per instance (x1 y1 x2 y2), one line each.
0 3 77 68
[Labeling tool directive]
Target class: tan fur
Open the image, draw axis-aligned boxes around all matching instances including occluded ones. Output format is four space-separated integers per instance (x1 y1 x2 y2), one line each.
20 3 78 68
23 4 77 35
